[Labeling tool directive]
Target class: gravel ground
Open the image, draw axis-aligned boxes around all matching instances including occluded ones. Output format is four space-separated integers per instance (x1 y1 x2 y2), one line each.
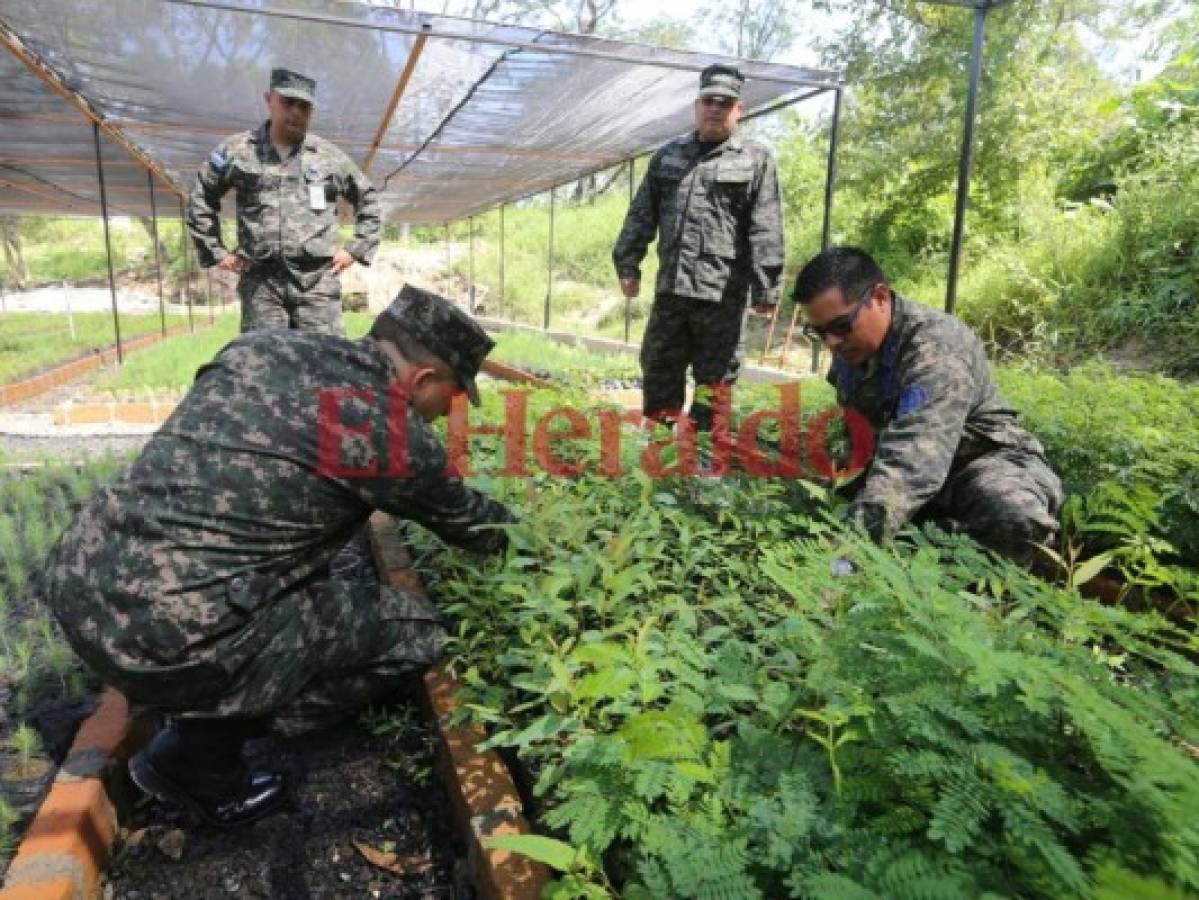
0 433 150 464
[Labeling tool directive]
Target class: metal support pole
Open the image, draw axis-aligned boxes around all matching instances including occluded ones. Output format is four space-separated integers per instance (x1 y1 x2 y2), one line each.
148 170 166 336
468 216 476 314
206 269 215 323
499 204 506 317
179 198 194 332
822 88 842 251
444 221 451 273
624 158 634 345
544 188 555 331
93 123 124 364
63 280 75 339
946 5 988 315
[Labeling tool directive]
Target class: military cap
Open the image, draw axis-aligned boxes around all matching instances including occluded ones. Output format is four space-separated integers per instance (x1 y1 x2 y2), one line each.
270 67 316 104
380 284 494 406
698 64 745 100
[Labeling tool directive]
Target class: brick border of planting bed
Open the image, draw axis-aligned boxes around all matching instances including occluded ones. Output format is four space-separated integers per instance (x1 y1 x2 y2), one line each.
367 510 551 900
0 325 197 408
0 689 151 900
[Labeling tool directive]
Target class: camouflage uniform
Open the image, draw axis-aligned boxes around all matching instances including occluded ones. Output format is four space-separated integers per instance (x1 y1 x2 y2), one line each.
832 293 1062 559
186 122 381 335
613 131 785 430
42 325 511 737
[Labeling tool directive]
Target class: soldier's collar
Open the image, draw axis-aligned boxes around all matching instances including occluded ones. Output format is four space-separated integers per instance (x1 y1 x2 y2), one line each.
252 121 271 146
857 290 903 379
888 292 908 336
687 131 742 155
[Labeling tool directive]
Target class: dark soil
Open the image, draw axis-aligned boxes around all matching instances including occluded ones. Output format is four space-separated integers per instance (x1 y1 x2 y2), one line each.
103 699 472 900
103 534 471 899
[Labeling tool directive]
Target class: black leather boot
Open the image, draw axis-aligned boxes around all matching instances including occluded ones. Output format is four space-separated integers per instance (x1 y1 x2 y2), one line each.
129 719 287 828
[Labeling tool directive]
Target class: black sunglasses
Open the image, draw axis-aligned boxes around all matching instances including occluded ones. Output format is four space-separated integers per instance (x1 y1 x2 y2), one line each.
800 284 876 341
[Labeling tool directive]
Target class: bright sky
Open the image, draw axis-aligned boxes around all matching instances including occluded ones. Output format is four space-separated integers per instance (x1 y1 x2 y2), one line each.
614 0 847 68
402 0 1174 83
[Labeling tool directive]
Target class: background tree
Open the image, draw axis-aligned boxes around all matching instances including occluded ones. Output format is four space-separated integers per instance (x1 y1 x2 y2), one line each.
0 216 29 291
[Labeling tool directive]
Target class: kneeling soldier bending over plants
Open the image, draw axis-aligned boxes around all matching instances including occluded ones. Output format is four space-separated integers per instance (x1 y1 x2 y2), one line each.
794 247 1062 563
41 285 513 827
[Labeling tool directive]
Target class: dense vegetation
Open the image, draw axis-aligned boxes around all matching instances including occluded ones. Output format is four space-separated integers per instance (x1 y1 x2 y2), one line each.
0 312 190 385
0 2 1195 893
0 460 127 864
408 377 1199 899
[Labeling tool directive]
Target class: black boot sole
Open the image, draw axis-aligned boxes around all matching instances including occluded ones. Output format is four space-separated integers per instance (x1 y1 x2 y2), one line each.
128 749 286 829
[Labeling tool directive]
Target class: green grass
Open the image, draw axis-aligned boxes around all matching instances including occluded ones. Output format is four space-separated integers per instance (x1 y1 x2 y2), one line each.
442 191 657 339
88 312 375 397
489 331 641 383
0 312 190 385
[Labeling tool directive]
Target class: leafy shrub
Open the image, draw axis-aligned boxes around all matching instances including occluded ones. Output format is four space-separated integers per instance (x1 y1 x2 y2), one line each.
412 394 1199 898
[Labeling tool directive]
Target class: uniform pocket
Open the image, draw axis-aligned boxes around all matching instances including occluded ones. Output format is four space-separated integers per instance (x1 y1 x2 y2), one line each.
702 231 737 259
715 165 753 185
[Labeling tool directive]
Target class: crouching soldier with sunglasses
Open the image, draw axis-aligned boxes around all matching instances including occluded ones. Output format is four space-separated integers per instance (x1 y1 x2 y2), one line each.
793 246 1062 564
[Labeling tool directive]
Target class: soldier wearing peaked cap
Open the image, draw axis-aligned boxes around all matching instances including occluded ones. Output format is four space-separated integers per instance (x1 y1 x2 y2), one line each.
613 63 786 435
41 286 512 828
187 67 382 335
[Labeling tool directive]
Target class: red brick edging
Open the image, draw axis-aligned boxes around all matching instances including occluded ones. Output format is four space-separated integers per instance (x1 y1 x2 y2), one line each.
0 689 148 900
0 324 197 408
367 511 551 900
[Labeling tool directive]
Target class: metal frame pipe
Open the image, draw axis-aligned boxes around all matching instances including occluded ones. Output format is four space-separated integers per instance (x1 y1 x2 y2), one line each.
179 197 194 332
468 215 476 314
946 5 989 314
624 158 635 345
148 170 166 337
544 187 555 331
821 88 842 251
93 123 124 364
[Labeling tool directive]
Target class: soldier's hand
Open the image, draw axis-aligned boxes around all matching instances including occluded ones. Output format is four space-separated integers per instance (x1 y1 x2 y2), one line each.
217 255 249 274
330 249 355 275
619 277 640 299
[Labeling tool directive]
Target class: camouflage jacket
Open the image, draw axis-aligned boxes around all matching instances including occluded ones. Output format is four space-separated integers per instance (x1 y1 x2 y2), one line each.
186 121 382 288
612 132 785 306
831 293 1049 540
43 331 511 687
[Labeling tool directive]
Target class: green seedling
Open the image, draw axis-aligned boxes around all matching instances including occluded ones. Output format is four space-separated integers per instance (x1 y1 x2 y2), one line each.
7 724 45 779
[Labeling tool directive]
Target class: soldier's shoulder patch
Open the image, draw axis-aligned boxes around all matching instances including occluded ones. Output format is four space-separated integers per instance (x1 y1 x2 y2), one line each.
897 383 930 419
209 149 229 170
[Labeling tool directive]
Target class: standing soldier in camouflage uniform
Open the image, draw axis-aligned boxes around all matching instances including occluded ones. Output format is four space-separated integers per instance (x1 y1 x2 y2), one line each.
187 68 381 335
612 64 785 433
41 286 512 828
794 247 1062 561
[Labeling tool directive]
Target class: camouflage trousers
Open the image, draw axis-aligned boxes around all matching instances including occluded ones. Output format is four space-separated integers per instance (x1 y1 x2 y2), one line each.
640 293 748 432
88 576 447 739
237 268 344 335
925 447 1064 561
